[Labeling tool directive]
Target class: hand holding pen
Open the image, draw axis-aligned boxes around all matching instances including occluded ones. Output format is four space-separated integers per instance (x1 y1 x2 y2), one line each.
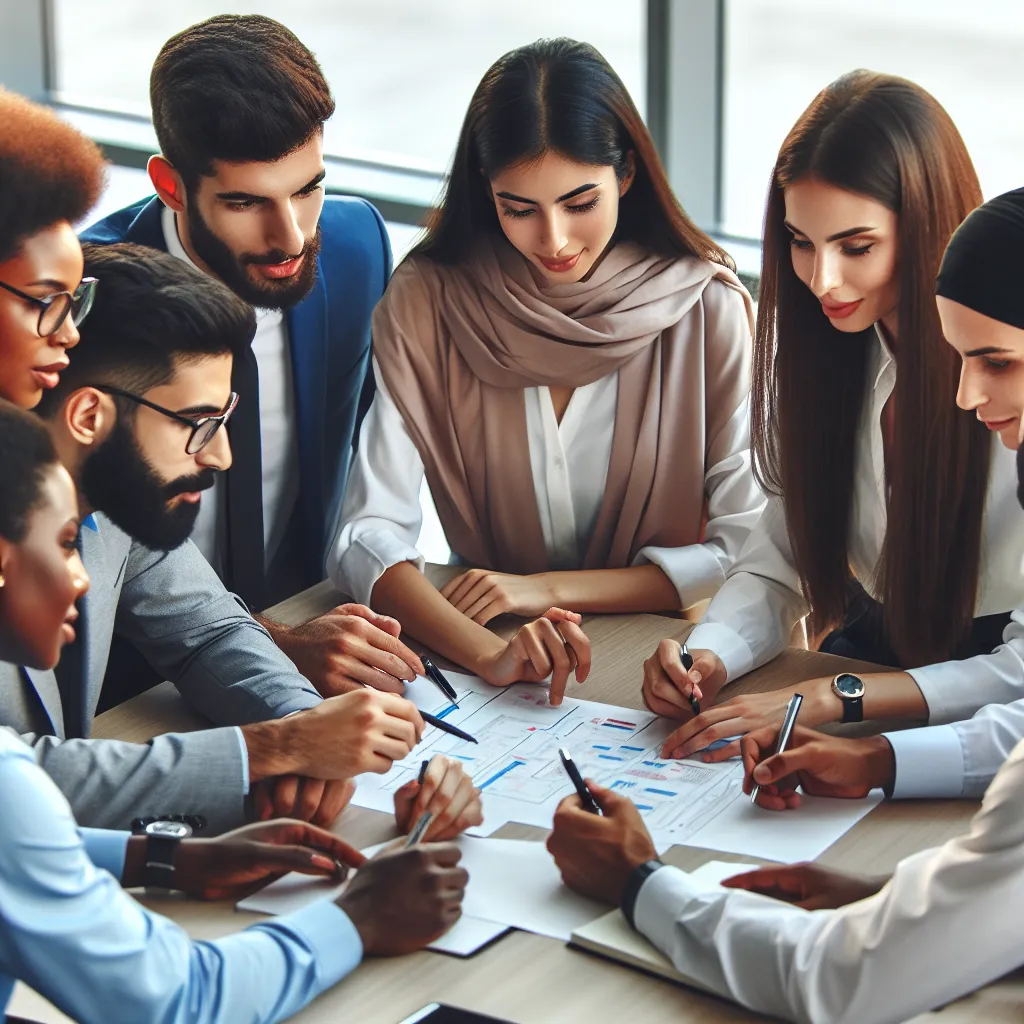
748 693 804 807
395 757 484 844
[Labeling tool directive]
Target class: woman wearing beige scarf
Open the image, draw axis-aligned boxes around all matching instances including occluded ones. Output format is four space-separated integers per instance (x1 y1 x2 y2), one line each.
328 39 762 703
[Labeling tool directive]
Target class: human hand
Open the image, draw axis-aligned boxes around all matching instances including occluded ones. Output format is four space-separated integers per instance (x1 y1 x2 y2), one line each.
641 642 726 719
740 725 895 810
659 678 839 762
337 842 468 955
245 689 425 781
270 603 425 697
440 569 557 625
252 776 357 828
546 780 658 904
173 820 365 900
478 607 591 706
394 755 483 841
722 861 887 909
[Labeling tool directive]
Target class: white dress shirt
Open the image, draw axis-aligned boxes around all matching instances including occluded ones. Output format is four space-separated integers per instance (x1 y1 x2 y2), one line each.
634 736 1024 1024
328 355 764 608
688 326 1024 721
162 207 300 574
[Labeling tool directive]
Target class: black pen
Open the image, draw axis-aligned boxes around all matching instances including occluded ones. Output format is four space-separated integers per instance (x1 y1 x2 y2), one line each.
421 710 478 744
421 655 459 706
680 642 701 717
559 747 600 814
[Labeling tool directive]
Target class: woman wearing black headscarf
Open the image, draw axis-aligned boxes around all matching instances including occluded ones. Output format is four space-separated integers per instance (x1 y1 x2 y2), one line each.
547 188 1024 1024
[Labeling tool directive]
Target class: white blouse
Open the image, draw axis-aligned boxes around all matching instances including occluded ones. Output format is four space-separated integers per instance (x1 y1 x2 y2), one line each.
328 351 765 609
634 736 1024 1024
688 326 1024 724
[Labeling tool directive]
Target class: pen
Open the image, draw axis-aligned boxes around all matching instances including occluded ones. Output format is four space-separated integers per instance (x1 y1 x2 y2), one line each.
750 692 804 806
404 760 433 848
421 710 478 744
422 656 459 706
559 747 601 814
680 642 701 717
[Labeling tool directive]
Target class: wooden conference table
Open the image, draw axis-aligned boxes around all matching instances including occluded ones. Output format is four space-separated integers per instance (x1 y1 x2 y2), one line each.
10 569 1024 1023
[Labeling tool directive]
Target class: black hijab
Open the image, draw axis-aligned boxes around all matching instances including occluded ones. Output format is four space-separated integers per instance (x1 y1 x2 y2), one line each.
937 187 1024 507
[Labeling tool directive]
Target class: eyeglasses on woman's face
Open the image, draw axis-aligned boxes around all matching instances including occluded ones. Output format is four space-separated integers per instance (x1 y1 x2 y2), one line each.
0 276 98 337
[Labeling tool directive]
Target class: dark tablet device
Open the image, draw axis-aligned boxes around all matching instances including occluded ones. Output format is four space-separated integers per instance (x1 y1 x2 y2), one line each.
395 1004 513 1024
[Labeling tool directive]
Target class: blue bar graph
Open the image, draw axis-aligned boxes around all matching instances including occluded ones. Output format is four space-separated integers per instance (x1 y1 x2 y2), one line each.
479 761 523 790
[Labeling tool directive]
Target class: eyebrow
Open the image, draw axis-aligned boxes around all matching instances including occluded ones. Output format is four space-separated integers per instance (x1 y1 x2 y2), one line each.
784 221 877 243
965 346 1014 357
176 404 224 417
27 279 69 290
215 169 327 203
496 183 599 205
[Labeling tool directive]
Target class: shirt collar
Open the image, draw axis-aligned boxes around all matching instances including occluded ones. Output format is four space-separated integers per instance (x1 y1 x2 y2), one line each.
872 322 896 391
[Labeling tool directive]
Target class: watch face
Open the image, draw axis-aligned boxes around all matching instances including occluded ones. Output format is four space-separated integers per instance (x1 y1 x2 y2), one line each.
145 821 192 839
833 673 866 699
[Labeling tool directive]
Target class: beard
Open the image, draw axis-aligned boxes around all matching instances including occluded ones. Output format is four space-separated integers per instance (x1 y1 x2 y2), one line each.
186 200 321 311
80 418 216 551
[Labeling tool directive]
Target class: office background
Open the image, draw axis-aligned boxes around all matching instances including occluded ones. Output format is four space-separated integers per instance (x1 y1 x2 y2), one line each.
3 0 1023 560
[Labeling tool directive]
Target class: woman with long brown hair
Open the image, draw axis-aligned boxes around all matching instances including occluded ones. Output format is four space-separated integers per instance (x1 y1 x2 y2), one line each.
328 38 762 703
642 70 1024 758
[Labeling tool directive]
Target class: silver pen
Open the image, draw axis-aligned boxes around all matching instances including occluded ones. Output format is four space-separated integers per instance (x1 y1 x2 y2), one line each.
750 692 804 805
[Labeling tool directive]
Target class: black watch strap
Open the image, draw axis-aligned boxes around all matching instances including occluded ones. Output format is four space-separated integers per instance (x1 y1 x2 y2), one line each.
143 835 181 889
842 695 864 724
622 859 664 930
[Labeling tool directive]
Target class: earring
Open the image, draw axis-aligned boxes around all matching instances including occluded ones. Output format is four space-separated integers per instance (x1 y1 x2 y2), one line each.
0 571 5 588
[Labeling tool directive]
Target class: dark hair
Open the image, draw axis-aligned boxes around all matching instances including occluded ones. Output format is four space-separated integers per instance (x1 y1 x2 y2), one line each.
35 243 256 416
0 399 61 543
150 15 335 188
414 37 731 268
753 70 987 667
0 89 106 262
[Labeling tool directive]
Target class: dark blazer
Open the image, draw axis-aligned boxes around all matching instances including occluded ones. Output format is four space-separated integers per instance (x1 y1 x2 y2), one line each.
81 194 391 588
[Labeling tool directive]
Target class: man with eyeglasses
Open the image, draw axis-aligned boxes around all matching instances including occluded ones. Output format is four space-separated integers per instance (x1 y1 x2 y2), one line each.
7 241 484 839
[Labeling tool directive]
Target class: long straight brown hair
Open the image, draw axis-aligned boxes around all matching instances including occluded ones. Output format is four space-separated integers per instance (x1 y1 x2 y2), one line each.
413 37 731 268
753 70 989 667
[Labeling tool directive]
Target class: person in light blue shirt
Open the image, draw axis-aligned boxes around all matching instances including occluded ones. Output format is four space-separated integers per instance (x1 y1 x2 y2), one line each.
0 399 468 1023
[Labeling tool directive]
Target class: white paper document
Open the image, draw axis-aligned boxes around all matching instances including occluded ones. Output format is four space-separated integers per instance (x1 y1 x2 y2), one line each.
349 671 881 862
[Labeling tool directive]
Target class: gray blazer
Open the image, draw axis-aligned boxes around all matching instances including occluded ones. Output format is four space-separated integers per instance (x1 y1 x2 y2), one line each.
0 513 322 832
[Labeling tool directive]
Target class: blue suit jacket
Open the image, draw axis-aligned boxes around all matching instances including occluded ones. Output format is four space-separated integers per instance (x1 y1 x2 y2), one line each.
81 195 391 589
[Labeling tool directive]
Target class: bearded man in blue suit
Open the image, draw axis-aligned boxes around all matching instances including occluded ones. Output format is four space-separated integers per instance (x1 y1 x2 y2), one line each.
84 14 425 709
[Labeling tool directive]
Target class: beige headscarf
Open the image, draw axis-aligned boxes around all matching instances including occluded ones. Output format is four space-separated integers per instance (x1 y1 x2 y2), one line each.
373 233 754 576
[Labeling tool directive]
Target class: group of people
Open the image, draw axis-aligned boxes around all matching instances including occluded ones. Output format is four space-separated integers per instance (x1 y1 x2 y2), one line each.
1 11 1024 1024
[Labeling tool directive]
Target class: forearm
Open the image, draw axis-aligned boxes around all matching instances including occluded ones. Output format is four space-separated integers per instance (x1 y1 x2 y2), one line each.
255 613 288 645
543 564 680 614
854 672 927 722
372 561 504 674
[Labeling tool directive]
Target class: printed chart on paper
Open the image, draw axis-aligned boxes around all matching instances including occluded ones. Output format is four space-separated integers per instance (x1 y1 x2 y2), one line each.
350 671 882 861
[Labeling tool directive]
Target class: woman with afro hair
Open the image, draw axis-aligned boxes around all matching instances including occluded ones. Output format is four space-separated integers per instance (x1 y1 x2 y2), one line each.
0 89 106 409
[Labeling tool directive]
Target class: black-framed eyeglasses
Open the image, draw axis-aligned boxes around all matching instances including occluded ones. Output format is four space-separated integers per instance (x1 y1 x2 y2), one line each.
0 276 98 337
98 387 239 455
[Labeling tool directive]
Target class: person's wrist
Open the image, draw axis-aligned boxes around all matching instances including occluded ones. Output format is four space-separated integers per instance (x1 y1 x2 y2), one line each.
469 634 509 683
811 677 845 725
861 735 896 793
537 571 564 608
241 718 296 781
255 613 289 645
336 890 377 952
122 835 148 888
621 858 664 928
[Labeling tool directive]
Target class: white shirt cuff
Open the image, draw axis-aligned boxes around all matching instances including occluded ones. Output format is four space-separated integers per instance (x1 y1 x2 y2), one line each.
685 621 755 683
79 828 131 880
885 725 965 799
234 727 250 795
337 528 425 606
634 544 727 610
634 865 703 950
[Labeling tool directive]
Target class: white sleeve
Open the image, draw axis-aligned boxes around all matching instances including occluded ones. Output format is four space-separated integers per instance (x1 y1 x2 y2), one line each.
887 697 1024 799
684 496 807 682
327 357 427 605
634 738 1024 1024
635 400 765 609
906 605 1024 723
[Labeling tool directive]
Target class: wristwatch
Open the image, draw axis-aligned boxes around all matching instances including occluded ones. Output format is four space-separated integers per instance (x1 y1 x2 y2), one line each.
831 672 866 724
143 819 193 890
621 859 664 930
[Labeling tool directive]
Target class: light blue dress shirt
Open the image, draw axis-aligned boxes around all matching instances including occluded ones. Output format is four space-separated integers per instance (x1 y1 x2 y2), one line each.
0 728 362 1023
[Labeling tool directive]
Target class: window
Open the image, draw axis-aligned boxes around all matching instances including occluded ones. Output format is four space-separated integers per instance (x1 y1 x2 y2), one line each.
722 0 1024 239
52 0 645 174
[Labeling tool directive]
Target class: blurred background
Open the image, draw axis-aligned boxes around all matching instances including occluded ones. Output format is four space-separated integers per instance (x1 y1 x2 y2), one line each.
3 0 1023 558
